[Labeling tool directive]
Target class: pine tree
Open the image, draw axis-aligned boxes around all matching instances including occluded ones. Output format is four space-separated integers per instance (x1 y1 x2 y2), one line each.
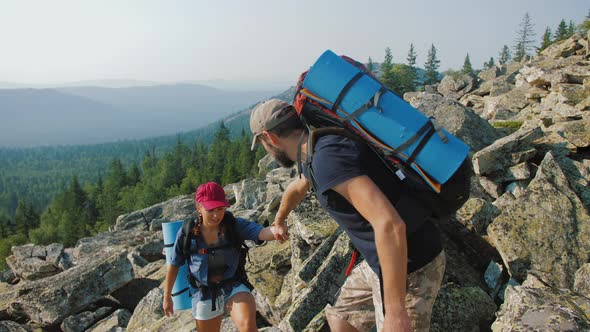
462 53 473 74
538 27 553 53
128 163 141 186
499 45 511 64
424 44 441 85
406 43 418 86
483 57 495 70
568 20 575 37
389 64 416 96
555 19 569 41
580 11 590 34
513 12 536 62
381 47 395 89
367 57 375 74
206 122 231 184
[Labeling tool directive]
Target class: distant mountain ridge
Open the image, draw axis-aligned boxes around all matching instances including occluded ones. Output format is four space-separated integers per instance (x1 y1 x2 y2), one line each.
0 83 279 147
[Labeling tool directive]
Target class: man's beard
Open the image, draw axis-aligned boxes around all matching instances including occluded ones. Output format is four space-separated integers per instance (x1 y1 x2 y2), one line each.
269 145 295 168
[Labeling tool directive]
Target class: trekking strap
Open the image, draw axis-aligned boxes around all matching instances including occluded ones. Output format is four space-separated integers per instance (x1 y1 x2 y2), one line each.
345 249 359 276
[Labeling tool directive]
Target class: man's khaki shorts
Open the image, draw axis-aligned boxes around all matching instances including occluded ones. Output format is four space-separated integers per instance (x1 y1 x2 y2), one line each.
325 251 445 332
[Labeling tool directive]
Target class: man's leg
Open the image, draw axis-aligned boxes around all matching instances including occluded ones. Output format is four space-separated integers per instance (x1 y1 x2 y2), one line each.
405 251 446 332
325 260 377 332
369 251 446 331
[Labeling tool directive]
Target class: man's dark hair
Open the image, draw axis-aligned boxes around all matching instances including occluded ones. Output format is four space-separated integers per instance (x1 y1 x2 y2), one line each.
266 106 305 138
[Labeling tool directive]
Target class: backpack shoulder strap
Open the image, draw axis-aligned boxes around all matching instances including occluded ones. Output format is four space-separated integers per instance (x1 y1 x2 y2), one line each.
181 218 195 258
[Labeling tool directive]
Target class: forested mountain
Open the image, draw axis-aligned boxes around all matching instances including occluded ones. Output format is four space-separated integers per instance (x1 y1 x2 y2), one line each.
0 87 295 220
0 84 278 147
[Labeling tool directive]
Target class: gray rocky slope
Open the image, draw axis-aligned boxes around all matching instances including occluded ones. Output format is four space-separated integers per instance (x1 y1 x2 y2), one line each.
1 33 590 331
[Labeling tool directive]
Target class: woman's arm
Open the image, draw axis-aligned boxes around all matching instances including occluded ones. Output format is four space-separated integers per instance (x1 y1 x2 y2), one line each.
163 264 180 317
258 225 279 241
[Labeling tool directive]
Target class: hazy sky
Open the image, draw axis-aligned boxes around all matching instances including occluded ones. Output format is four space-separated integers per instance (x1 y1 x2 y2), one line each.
1 0 588 87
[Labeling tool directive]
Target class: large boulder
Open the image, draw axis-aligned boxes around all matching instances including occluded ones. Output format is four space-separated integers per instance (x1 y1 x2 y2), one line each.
86 308 131 332
278 232 353 332
404 92 499 152
6 243 63 281
430 283 497 332
437 73 478 100
114 195 196 231
487 152 590 288
74 230 162 263
472 126 544 176
126 287 195 332
2 248 135 327
491 274 590 331
60 307 113 332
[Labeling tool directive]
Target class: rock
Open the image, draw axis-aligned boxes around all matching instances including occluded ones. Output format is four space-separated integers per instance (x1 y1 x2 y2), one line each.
4 249 135 327
258 154 281 176
478 177 502 199
74 229 159 263
491 274 590 331
86 308 131 332
430 283 497 332
481 86 530 120
404 92 499 151
472 127 543 176
6 243 63 281
547 118 590 148
484 261 505 298
455 198 500 235
0 270 16 284
126 287 194 332
498 278 520 302
478 66 504 82
540 34 585 59
137 260 166 280
0 321 31 332
278 232 353 332
60 307 112 332
487 152 590 288
574 263 590 297
437 73 478 100
231 179 268 210
110 278 160 311
114 195 196 231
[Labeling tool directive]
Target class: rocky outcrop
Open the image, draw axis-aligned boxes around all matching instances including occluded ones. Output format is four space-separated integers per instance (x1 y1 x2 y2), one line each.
0 31 589 332
487 152 590 289
6 243 64 281
491 274 590 331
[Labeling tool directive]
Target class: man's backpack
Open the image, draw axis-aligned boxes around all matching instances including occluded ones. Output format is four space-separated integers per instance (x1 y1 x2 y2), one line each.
179 211 253 292
293 51 472 220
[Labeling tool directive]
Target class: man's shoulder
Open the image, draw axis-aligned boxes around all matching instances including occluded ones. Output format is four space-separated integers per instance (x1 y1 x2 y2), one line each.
314 134 360 157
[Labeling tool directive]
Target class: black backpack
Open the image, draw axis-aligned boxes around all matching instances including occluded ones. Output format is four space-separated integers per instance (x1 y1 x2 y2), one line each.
293 55 472 221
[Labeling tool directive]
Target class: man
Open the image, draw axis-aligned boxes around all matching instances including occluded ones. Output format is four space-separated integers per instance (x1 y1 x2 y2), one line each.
250 98 445 332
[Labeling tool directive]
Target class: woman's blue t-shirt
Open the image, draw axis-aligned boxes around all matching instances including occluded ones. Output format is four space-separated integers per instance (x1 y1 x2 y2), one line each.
169 217 263 286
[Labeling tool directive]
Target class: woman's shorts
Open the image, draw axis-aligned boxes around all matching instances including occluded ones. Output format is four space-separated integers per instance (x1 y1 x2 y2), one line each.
192 283 251 320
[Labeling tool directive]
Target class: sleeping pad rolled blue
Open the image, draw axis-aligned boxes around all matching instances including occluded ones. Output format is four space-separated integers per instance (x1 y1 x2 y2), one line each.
302 50 470 185
162 220 192 311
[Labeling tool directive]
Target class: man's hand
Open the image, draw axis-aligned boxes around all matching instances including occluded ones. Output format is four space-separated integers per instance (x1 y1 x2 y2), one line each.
271 220 289 243
163 294 174 317
382 307 411 332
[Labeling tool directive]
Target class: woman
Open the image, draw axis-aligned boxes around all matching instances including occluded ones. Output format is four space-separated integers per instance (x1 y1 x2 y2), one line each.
163 182 279 332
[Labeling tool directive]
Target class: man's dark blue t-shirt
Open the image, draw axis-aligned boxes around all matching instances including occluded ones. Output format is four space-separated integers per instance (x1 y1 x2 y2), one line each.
301 134 442 276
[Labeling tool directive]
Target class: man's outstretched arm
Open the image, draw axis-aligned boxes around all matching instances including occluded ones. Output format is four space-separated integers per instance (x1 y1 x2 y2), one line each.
272 176 310 241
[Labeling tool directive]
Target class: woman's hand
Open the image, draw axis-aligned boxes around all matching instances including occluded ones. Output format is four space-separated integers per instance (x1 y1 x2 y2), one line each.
271 221 289 244
163 293 174 317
